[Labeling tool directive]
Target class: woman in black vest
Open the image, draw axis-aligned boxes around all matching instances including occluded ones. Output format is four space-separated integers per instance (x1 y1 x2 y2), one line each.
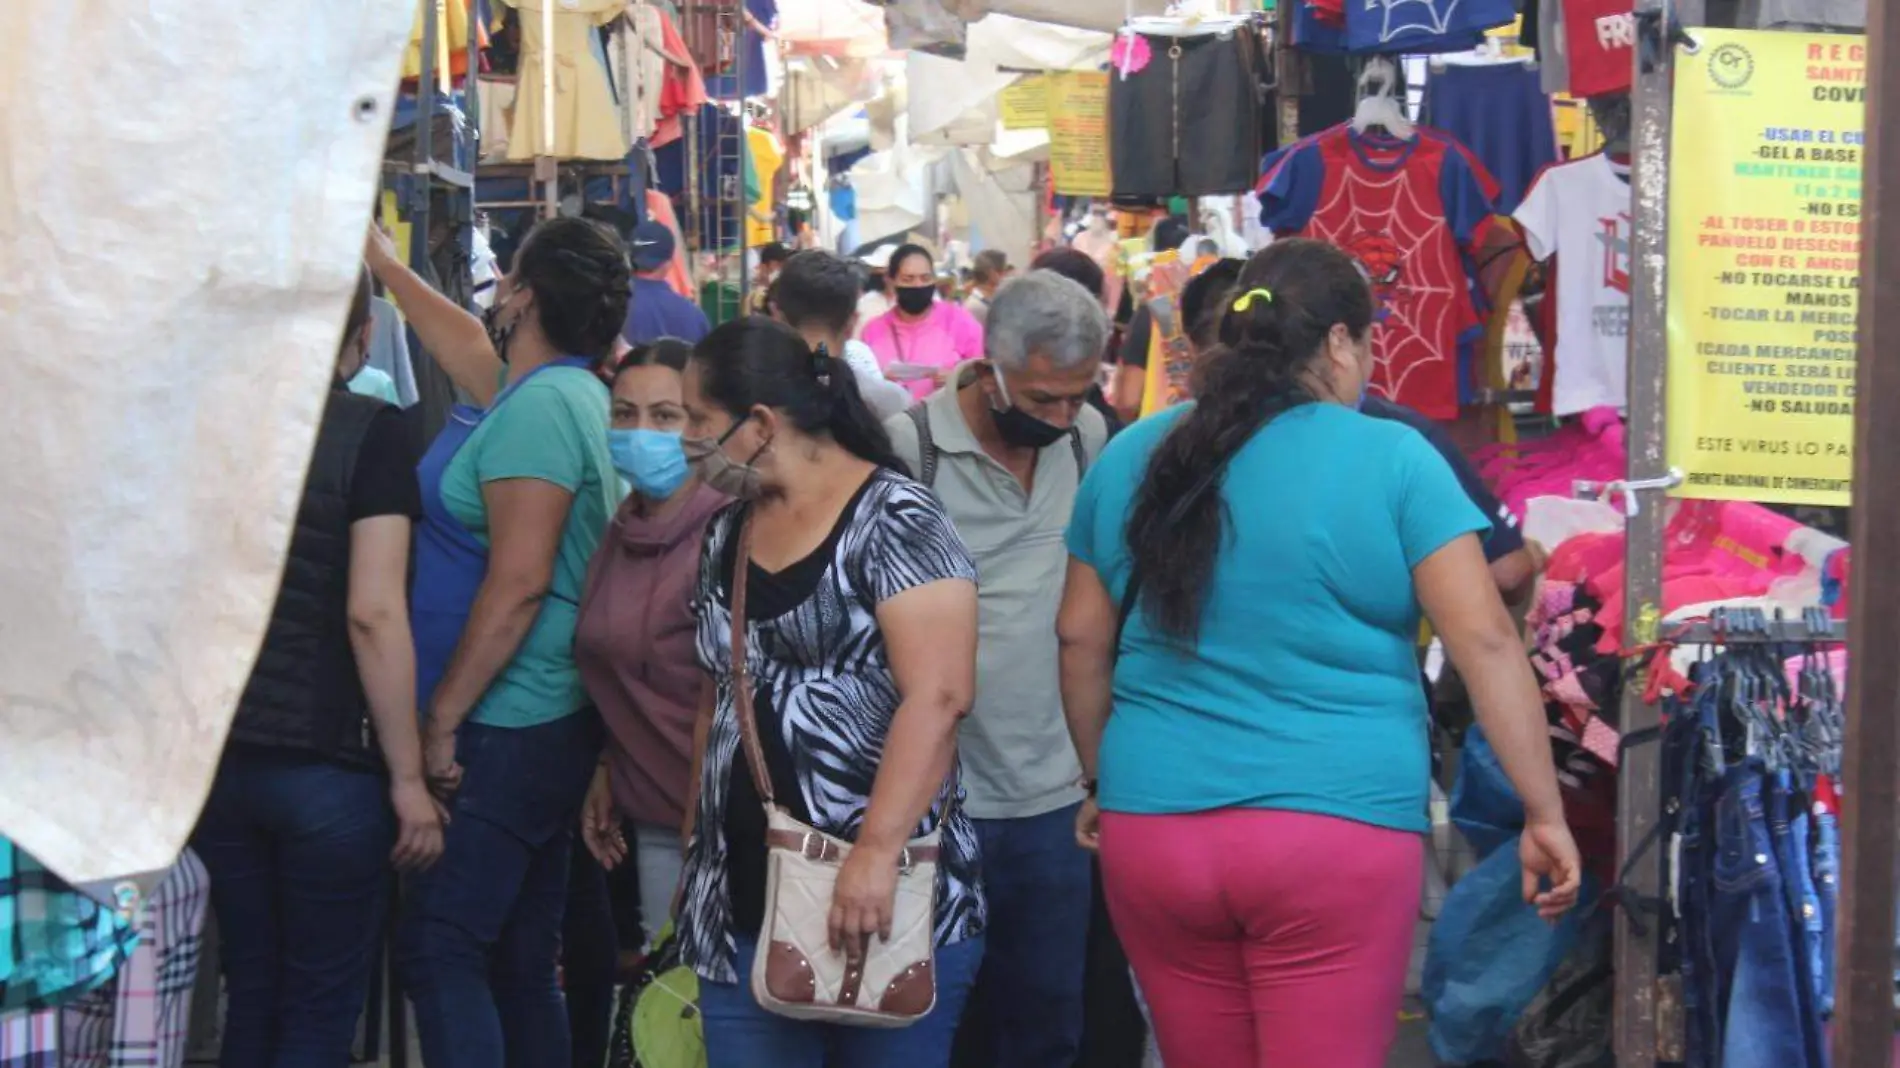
192 270 442 1068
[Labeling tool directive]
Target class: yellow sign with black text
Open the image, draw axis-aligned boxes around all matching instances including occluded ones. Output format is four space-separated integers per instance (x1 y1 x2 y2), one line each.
1000 76 1050 130
1047 72 1112 198
1666 28 1864 507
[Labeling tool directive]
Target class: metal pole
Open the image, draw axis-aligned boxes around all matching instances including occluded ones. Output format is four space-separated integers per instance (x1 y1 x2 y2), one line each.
540 0 558 217
1611 0 1699 1058
1835 0 1900 1055
410 0 439 284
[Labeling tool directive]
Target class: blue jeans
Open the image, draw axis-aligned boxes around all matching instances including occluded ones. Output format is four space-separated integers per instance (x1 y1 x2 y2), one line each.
1810 810 1840 1017
1708 768 1813 1068
396 711 604 1068
956 804 1092 1068
701 936 984 1068
191 748 393 1068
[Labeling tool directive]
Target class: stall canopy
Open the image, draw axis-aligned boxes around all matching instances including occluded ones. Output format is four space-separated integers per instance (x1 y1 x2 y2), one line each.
0 0 412 884
778 0 889 57
907 14 1110 142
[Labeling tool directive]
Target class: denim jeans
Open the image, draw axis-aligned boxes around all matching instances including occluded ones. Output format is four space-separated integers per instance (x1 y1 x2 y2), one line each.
700 935 984 1068
191 747 393 1068
952 803 1092 1068
1708 768 1813 1068
1766 773 1830 1067
1810 810 1839 1017
1667 688 1721 1068
397 711 604 1068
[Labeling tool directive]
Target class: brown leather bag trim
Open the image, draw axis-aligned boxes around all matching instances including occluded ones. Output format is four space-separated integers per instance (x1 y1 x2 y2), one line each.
763 941 818 1004
765 829 940 867
878 958 936 1017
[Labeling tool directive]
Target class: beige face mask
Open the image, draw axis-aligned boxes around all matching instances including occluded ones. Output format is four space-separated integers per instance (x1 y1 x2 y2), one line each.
682 415 770 499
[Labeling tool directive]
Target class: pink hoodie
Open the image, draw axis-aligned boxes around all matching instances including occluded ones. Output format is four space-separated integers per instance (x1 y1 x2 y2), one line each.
574 484 729 831
860 301 985 400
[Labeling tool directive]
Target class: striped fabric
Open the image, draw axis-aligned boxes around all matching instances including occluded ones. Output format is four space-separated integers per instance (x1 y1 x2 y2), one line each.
0 853 210 1068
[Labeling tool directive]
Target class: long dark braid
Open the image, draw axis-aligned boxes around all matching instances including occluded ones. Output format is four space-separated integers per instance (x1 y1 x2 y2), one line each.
1125 238 1375 643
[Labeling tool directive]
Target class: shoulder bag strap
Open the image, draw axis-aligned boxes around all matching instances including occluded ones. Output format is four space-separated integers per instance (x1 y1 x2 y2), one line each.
907 404 939 487
1069 427 1088 479
727 511 777 805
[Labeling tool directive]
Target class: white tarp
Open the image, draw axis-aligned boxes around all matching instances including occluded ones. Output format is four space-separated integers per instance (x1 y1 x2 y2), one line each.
0 1 412 883
982 0 1174 31
907 15 1110 141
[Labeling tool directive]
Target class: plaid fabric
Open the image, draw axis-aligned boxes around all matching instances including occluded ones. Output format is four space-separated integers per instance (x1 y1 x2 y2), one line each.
0 853 209 1068
61 852 209 1068
0 1008 58 1067
0 840 137 1013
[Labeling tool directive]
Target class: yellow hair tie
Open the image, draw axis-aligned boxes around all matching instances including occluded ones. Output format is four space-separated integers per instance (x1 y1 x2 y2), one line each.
1231 287 1274 313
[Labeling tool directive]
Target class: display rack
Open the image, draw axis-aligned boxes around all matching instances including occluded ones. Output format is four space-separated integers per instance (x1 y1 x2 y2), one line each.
1611 4 1898 1063
680 0 751 320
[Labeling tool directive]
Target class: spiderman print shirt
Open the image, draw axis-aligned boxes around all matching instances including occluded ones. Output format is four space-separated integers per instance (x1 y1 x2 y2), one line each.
1256 127 1500 420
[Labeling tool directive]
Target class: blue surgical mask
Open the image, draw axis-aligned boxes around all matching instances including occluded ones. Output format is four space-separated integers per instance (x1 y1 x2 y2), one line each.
609 428 689 499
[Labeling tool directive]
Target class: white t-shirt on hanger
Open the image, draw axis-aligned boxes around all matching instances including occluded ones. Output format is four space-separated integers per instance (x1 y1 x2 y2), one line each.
1514 153 1632 415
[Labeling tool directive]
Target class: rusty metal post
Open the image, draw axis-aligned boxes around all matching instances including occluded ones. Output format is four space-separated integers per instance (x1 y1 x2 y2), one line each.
1837 0 1900 1059
1612 0 1699 1060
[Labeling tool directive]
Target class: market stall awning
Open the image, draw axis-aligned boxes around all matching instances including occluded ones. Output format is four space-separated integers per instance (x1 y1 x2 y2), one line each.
778 0 890 57
907 14 1110 141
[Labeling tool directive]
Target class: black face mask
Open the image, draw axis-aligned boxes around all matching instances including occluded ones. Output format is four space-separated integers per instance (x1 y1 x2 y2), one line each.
989 367 1070 450
895 284 936 316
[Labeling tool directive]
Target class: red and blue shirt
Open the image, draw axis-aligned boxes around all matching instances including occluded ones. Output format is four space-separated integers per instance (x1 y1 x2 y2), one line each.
1256 127 1500 419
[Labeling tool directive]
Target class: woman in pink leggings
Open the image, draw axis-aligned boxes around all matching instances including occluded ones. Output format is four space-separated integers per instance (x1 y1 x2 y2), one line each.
1056 240 1582 1068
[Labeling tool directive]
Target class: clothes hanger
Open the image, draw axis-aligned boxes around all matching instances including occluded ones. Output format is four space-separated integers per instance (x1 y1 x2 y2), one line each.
1351 58 1416 141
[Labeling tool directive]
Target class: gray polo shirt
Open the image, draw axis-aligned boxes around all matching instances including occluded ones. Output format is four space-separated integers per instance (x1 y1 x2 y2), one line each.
886 372 1108 821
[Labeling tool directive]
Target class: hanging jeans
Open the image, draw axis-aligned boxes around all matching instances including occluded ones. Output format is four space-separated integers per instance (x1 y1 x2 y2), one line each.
1707 768 1816 1068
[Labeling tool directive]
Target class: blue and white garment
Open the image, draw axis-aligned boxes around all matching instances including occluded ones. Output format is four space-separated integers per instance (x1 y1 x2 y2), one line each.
677 470 986 983
1295 0 1515 55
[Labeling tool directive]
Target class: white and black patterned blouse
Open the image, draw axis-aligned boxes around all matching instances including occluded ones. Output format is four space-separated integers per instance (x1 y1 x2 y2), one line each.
679 469 987 983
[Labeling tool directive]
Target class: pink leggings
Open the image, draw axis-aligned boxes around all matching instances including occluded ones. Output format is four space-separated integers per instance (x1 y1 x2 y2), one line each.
1100 809 1423 1068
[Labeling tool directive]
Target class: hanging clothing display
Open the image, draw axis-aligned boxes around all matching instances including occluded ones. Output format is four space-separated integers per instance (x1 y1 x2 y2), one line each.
1420 60 1558 213
1109 24 1265 197
497 0 629 161
1295 0 1515 54
1657 640 1842 1068
654 104 757 251
1513 152 1631 415
1256 126 1501 419
645 191 695 298
708 0 777 100
403 0 487 83
651 9 710 149
1559 0 1637 97
610 0 683 143
367 297 419 409
744 125 784 248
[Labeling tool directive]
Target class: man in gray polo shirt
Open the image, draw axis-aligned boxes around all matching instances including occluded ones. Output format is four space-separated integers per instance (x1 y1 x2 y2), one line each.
886 270 1109 1068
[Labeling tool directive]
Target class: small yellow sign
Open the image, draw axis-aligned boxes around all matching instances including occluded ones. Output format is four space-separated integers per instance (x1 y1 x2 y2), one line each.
1048 72 1112 198
999 76 1049 130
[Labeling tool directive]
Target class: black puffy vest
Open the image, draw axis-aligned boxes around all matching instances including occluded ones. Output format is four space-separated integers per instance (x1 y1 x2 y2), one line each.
229 388 388 768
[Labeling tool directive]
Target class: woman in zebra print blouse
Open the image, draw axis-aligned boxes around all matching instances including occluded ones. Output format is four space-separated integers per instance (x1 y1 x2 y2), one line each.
674 318 986 1067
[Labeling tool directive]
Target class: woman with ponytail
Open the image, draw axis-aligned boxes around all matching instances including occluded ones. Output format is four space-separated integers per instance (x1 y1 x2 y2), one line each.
674 317 986 1067
1056 239 1582 1068
367 217 627 1068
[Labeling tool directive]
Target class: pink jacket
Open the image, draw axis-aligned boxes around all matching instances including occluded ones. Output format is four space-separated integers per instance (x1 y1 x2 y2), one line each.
574 484 728 831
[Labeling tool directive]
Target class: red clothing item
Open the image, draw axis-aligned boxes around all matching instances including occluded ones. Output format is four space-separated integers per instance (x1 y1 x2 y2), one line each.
645 191 695 299
1563 0 1636 97
574 484 729 830
653 9 709 149
1257 127 1500 419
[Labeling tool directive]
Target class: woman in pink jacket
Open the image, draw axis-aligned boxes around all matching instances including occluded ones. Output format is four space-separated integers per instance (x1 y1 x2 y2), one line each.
860 244 984 401
574 339 728 934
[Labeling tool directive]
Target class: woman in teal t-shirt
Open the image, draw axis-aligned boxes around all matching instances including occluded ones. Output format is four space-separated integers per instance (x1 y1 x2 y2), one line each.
367 218 624 1068
1057 239 1583 1068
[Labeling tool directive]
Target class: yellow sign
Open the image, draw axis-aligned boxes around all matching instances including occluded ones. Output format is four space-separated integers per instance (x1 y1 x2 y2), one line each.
1000 76 1049 130
1666 29 1864 506
1048 72 1112 198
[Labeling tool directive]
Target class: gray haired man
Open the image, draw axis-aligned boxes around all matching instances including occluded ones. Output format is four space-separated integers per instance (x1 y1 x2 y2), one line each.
885 270 1110 1068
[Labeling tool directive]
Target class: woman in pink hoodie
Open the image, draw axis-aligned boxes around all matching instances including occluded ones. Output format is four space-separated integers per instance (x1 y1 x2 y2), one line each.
860 244 984 401
574 340 728 936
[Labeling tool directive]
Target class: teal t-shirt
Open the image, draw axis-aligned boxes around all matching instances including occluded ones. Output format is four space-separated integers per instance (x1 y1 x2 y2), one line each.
440 366 616 728
1067 402 1487 833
